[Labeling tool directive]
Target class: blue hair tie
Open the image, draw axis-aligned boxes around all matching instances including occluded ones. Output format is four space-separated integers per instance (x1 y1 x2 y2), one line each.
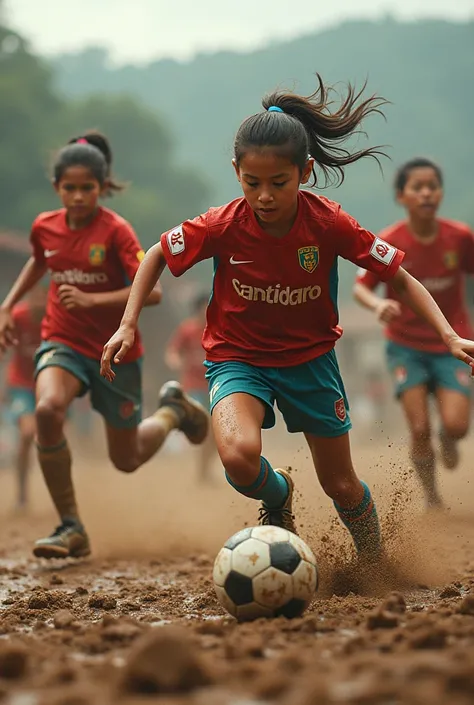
268 106 284 113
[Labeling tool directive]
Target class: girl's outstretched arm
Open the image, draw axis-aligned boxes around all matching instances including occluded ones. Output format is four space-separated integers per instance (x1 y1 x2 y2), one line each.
0 257 47 352
100 243 166 380
392 267 474 366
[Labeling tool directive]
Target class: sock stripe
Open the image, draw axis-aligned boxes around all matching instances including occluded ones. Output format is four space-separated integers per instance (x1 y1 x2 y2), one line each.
225 457 289 510
338 499 375 524
36 439 67 454
246 459 269 497
225 457 269 498
333 481 381 557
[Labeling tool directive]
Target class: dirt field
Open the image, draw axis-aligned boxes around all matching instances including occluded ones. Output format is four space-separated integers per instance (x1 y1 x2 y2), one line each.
0 420 474 705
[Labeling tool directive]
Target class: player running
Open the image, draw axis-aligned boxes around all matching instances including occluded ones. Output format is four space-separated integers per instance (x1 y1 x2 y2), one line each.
3 285 46 510
165 292 217 482
101 77 474 562
0 131 208 559
354 158 474 508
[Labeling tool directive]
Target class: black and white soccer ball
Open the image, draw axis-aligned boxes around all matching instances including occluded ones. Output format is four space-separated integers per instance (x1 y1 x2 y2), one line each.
213 525 318 621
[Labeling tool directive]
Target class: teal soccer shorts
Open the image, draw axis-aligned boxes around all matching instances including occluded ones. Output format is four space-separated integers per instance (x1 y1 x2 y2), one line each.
7 387 35 424
35 341 142 429
205 349 351 437
386 340 471 398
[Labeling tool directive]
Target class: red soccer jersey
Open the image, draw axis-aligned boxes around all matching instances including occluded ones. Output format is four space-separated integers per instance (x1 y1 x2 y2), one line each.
356 219 474 353
6 302 42 389
30 207 145 362
161 191 404 367
167 318 207 392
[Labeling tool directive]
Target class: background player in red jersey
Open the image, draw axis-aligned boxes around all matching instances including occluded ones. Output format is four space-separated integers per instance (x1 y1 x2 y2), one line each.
2 284 46 510
0 132 208 559
101 77 474 564
354 158 474 508
165 291 217 482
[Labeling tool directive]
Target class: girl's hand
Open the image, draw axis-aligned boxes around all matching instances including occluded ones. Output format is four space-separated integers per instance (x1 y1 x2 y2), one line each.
58 285 95 310
100 325 136 381
0 308 17 353
447 335 474 370
375 299 401 323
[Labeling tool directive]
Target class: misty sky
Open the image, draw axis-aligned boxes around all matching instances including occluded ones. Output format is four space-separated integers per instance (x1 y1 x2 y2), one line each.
5 0 474 64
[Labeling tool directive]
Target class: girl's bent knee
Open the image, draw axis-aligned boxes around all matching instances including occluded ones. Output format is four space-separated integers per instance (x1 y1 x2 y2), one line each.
410 423 431 444
110 454 140 473
322 478 362 505
442 422 468 441
219 441 261 486
35 397 67 430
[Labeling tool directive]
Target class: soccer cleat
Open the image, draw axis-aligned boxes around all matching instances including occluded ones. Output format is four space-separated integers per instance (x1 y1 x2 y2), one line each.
158 381 209 445
258 467 298 535
439 431 459 471
33 518 91 559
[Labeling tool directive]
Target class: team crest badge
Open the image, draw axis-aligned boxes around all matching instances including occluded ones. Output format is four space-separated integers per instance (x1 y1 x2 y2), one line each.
456 368 471 387
394 366 407 385
120 401 137 419
444 251 458 270
89 244 106 266
298 246 319 273
334 398 346 422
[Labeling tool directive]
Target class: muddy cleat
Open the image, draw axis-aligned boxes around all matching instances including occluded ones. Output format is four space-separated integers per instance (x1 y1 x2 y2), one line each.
33 518 91 559
158 380 209 445
439 431 459 471
258 467 298 535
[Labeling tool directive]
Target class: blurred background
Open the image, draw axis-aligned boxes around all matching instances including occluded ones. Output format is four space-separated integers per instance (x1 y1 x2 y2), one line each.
1 0 473 444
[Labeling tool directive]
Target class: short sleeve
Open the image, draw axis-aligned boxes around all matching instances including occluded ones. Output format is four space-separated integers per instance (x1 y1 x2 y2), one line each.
29 217 46 266
113 221 145 282
460 228 474 274
335 209 404 282
161 214 215 278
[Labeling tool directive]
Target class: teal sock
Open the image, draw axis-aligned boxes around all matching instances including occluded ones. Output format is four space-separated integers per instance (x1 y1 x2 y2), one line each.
334 481 381 558
226 457 289 509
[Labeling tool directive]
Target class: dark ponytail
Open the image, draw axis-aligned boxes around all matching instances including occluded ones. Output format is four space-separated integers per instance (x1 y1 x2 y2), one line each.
53 130 125 196
234 74 389 187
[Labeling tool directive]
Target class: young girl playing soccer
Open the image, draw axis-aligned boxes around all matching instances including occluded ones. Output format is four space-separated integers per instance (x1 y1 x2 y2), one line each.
0 131 208 558
354 158 474 508
101 78 474 561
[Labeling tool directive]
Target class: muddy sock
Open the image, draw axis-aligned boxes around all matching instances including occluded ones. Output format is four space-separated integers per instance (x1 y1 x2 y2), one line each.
226 457 289 509
334 481 381 558
37 439 79 521
151 407 181 433
411 452 440 505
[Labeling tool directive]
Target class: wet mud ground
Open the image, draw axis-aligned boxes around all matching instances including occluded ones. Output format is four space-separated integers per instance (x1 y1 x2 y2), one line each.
0 424 474 704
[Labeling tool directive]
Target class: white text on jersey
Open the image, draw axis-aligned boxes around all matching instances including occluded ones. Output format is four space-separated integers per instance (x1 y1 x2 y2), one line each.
50 269 109 285
232 278 321 306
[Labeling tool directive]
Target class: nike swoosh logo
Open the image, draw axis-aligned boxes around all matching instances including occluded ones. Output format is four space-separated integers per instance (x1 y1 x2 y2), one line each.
229 256 254 265
45 249 59 258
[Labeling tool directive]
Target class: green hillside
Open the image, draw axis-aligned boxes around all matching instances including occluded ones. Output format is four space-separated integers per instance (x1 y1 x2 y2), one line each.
51 17 474 297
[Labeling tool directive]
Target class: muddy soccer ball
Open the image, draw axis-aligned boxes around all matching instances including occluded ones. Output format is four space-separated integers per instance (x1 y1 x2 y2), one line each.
213 526 318 621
